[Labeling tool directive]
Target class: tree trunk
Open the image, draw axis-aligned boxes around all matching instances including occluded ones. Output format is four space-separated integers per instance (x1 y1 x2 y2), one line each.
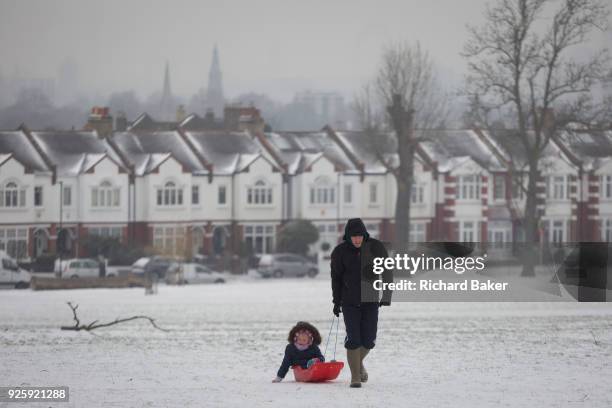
388 94 415 254
521 156 540 277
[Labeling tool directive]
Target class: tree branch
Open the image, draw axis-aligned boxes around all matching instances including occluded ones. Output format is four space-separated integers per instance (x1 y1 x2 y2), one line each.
60 301 170 332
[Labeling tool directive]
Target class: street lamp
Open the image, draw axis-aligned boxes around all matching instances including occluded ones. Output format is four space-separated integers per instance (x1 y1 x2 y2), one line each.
57 181 63 277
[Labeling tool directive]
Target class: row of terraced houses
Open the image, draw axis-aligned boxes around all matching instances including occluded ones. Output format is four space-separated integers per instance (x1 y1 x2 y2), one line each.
1 106 611 262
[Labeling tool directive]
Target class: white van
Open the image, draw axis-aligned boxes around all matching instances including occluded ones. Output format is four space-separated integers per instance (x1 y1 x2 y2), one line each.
0 251 31 289
55 258 102 279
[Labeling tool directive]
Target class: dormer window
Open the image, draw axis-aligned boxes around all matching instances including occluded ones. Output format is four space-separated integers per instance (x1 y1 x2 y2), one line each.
157 181 183 206
546 175 567 200
247 179 272 205
457 175 480 200
92 180 120 208
310 176 335 205
0 182 25 208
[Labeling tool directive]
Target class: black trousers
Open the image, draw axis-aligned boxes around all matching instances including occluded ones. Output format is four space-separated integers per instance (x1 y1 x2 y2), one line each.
342 303 379 350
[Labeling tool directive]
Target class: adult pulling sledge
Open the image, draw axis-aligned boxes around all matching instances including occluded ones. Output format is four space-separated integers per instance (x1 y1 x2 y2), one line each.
331 218 394 388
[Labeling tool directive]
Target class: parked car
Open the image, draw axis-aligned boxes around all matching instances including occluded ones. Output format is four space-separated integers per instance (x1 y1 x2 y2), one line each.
180 263 226 284
55 258 106 279
0 251 31 288
257 253 318 278
131 256 179 279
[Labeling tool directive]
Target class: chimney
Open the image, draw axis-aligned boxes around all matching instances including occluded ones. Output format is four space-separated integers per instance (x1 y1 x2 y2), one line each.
115 111 128 132
84 106 113 138
224 105 264 132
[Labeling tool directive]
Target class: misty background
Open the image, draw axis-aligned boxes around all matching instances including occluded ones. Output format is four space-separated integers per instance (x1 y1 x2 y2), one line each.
0 0 610 130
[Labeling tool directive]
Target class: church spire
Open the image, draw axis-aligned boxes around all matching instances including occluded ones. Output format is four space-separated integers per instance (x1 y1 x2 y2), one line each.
206 45 224 118
160 60 174 121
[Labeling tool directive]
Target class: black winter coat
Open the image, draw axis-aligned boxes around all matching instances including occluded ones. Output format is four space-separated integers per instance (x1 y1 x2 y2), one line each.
331 218 394 306
276 343 325 378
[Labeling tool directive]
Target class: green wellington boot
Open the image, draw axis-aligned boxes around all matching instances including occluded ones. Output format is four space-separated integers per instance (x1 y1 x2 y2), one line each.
359 346 370 382
347 348 362 388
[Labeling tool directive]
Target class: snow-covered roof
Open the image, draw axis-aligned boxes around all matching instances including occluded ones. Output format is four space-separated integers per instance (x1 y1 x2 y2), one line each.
128 113 177 132
266 131 357 173
29 130 121 176
485 129 560 169
184 130 261 174
179 114 224 131
418 129 504 172
112 131 208 175
0 153 12 166
335 131 397 173
0 131 50 172
554 129 612 170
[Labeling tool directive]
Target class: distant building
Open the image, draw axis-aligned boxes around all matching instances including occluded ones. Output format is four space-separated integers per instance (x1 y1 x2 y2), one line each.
125 105 264 133
9 76 56 105
56 57 78 105
293 91 347 129
205 45 225 118
159 62 175 122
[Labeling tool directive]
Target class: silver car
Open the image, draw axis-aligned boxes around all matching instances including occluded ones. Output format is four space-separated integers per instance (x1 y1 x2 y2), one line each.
257 253 318 278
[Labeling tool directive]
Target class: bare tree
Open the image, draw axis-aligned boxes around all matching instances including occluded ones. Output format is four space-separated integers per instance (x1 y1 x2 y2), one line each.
354 42 448 252
463 0 610 275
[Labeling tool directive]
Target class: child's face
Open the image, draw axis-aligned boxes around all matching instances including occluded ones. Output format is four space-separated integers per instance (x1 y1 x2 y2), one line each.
296 331 311 345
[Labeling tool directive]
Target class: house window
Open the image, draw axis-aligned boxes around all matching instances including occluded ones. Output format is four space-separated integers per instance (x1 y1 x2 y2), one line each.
310 177 335 205
244 224 275 253
493 175 505 200
601 175 612 199
487 227 511 249
192 185 199 205
0 227 28 260
62 185 72 206
409 223 426 242
602 219 612 242
460 221 477 242
457 175 480 200
34 186 43 207
411 183 424 204
218 185 227 205
153 225 186 256
547 175 566 200
91 181 120 208
550 220 565 243
344 183 352 204
89 227 122 240
156 181 183 206
0 182 26 208
247 180 272 205
369 183 378 204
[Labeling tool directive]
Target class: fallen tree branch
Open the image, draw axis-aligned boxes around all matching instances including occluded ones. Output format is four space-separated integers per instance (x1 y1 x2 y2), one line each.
61 301 170 332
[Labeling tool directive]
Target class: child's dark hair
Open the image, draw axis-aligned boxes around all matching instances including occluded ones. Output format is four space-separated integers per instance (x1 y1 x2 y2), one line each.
287 321 322 346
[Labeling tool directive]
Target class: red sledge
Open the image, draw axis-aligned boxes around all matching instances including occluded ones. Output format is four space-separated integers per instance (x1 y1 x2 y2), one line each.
292 361 345 383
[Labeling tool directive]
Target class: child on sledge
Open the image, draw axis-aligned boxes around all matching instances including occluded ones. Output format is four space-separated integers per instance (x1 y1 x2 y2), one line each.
272 321 325 382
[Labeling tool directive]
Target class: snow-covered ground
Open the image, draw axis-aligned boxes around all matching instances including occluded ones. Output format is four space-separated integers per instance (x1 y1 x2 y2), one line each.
1 275 612 407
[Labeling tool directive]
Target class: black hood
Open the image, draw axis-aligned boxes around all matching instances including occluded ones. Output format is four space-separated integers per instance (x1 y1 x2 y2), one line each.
342 218 370 242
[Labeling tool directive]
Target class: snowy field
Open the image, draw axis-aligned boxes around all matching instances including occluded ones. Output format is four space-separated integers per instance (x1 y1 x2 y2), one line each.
1 275 612 408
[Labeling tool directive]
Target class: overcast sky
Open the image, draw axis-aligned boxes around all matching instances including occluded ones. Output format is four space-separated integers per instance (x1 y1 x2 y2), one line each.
1 0 610 102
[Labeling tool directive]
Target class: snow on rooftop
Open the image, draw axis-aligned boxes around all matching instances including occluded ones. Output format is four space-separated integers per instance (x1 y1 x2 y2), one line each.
112 131 207 174
0 131 50 172
30 130 109 175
